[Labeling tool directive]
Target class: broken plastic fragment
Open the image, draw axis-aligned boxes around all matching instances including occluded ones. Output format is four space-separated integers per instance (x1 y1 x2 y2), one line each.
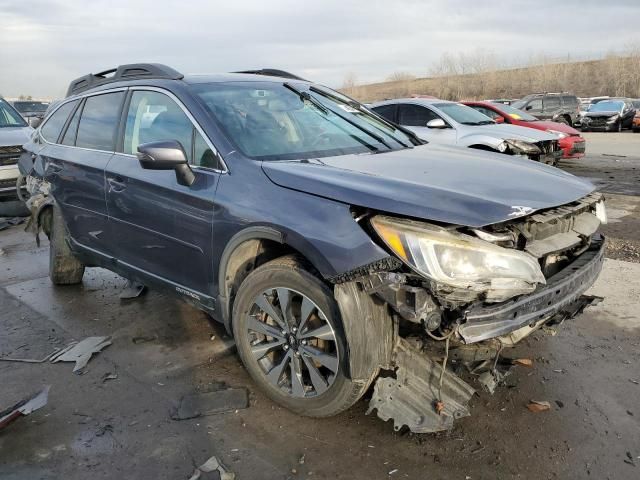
189 455 235 480
527 400 551 412
119 280 147 299
50 336 112 374
0 386 50 430
512 358 534 367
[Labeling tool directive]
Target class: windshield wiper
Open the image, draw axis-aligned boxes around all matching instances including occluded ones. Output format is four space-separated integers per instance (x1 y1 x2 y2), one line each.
308 86 421 147
285 83 392 150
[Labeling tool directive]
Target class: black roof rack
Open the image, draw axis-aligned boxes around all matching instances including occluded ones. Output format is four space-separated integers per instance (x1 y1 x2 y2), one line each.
234 69 308 81
66 63 184 97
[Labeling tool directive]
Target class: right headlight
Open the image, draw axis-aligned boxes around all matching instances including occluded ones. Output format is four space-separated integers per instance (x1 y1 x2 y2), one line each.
501 139 541 155
371 216 546 302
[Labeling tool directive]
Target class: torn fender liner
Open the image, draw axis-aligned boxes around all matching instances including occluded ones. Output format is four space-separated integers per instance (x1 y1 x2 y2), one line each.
367 339 475 433
0 386 50 430
334 281 395 381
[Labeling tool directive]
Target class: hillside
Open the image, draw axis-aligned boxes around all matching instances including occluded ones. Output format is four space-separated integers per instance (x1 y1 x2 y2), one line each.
341 55 640 102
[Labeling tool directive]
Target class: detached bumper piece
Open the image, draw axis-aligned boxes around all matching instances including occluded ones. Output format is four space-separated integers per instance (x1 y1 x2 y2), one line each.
459 236 605 344
367 339 475 433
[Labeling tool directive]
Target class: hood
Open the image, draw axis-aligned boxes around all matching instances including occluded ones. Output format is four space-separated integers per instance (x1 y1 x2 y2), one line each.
0 126 33 146
262 144 595 228
459 122 558 142
522 120 580 135
584 111 619 118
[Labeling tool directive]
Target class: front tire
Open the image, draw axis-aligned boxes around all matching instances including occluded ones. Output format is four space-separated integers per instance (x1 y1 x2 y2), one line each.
232 255 372 417
49 204 85 285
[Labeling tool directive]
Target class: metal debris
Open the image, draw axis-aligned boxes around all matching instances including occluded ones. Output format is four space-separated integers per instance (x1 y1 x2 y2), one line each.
527 400 551 413
367 338 475 433
102 372 118 383
0 386 50 430
50 336 112 374
188 455 235 480
478 369 511 395
119 280 147 299
173 388 249 420
0 347 61 364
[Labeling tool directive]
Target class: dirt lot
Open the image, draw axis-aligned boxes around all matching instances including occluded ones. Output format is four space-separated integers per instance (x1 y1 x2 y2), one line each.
1 132 639 480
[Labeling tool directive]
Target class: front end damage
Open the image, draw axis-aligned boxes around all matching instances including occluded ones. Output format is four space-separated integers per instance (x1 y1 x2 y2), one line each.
335 192 605 433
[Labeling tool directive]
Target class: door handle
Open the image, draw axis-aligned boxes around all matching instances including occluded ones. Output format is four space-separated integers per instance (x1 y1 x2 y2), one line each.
107 176 127 192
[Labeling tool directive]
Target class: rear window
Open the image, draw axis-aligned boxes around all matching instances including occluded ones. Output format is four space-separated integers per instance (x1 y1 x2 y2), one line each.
40 101 78 142
76 92 125 151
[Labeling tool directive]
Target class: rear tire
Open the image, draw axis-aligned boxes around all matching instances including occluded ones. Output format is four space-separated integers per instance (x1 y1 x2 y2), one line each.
49 204 85 285
232 255 374 417
557 117 570 126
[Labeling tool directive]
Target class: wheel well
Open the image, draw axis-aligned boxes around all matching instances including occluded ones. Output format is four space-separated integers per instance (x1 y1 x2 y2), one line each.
219 237 316 333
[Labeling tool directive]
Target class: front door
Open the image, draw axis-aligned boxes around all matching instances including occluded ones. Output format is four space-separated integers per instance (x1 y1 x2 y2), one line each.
398 104 457 144
105 89 222 296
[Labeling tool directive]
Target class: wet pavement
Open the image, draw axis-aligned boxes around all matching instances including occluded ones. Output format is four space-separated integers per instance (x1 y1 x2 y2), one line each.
1 132 639 479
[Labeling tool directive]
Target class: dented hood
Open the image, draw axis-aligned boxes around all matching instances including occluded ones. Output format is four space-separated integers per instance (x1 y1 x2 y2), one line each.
261 144 595 227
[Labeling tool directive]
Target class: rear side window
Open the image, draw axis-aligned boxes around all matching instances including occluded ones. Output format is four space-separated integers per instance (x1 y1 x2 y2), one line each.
562 95 578 107
543 96 561 111
398 104 439 126
41 101 78 142
76 92 125 151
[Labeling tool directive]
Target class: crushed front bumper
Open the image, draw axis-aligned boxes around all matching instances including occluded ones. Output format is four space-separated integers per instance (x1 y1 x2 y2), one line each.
459 235 605 344
560 136 586 158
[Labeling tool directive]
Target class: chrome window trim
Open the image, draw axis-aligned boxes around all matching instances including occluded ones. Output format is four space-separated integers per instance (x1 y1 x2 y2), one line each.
39 86 228 174
127 86 228 174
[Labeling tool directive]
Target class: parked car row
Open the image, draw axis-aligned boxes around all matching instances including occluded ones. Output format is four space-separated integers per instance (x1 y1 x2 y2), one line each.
579 98 638 132
14 63 606 434
10 100 51 127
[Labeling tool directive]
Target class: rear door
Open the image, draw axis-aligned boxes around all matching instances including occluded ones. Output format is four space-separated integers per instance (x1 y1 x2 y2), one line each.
541 95 561 120
105 88 222 297
33 91 125 254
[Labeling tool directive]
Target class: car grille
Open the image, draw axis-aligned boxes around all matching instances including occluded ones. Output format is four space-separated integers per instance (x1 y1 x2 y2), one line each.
531 140 561 164
0 145 23 167
571 141 586 154
587 117 610 127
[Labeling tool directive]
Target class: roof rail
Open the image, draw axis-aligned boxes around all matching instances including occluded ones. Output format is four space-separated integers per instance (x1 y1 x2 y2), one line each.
233 69 308 81
66 63 184 97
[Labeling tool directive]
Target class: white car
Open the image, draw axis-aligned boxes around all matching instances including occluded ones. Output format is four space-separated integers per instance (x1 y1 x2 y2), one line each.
1 98 33 199
370 98 562 165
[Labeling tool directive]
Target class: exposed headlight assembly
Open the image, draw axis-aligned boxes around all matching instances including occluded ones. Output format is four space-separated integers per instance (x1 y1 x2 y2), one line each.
371 216 546 302
501 139 541 155
606 114 619 123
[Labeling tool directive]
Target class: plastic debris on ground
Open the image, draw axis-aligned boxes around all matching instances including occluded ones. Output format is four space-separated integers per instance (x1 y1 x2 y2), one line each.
527 400 552 413
188 455 236 480
119 280 147 299
0 386 50 430
50 336 112 374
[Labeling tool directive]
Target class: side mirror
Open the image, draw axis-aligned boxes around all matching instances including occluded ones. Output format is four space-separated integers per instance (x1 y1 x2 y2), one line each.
426 118 448 129
494 115 505 124
137 140 195 187
525 105 533 111
28 117 42 128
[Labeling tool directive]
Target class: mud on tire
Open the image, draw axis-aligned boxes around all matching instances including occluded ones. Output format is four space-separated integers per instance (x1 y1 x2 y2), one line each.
49 204 85 285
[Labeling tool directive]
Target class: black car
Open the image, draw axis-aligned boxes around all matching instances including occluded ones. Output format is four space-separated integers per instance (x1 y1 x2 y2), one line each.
581 98 636 132
19 63 606 433
511 93 580 126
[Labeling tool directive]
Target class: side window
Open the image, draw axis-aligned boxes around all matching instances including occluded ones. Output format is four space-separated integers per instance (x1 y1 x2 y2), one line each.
562 95 578 107
124 91 194 161
61 102 82 146
398 104 439 126
40 101 78 143
527 98 543 112
471 106 499 120
76 92 125 151
371 104 397 123
543 96 561 112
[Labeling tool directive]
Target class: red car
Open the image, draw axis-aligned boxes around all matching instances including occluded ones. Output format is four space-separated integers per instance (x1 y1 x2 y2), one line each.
463 101 586 159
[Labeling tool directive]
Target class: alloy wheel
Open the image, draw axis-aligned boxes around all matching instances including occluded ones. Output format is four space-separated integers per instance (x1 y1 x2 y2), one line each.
245 287 339 398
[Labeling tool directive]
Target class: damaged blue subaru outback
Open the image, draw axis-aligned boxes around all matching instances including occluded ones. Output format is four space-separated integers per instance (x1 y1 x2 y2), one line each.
19 64 606 433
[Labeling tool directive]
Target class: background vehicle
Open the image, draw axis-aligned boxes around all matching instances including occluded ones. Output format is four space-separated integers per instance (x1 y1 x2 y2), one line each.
464 101 586 159
511 93 579 126
575 96 611 127
10 100 51 127
632 100 640 132
581 98 636 132
370 98 562 164
0 97 32 201
20 63 604 433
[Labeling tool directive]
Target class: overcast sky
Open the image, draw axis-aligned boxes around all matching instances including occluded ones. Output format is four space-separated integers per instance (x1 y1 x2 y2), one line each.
1 0 639 99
